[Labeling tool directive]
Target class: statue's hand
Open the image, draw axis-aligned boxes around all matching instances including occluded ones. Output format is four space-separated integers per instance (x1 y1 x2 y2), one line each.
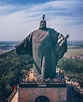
58 34 69 46
56 34 69 60
56 34 69 52
58 34 64 46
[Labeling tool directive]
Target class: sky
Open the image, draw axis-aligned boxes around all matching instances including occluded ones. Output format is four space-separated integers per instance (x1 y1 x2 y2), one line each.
0 0 83 41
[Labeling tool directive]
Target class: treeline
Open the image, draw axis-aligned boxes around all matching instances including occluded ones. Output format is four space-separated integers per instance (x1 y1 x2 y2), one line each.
0 50 33 102
57 58 83 74
57 58 83 83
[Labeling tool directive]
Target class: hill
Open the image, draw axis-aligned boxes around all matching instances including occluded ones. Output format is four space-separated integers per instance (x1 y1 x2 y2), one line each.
0 48 83 101
0 49 33 102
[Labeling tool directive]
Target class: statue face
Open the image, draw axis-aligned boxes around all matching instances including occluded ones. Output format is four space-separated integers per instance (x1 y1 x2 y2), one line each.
39 20 46 29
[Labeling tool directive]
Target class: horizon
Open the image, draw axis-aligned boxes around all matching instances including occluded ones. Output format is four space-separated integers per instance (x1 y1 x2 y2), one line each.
0 0 83 41
0 39 83 42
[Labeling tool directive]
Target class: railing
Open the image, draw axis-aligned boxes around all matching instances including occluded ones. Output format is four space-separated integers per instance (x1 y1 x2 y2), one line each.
5 90 17 102
20 79 66 84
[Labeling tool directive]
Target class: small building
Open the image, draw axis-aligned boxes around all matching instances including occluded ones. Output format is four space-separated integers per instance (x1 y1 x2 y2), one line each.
6 70 67 102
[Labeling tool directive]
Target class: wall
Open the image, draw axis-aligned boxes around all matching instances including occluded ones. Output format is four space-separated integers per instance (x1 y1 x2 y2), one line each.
18 87 67 102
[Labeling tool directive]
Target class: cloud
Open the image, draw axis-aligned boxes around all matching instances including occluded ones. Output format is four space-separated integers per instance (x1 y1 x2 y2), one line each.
0 0 83 41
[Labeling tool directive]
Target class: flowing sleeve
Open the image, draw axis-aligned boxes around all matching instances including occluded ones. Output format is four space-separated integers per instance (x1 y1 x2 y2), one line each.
16 33 33 56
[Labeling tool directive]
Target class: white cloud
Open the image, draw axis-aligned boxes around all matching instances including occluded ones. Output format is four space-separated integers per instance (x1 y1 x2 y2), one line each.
0 0 83 41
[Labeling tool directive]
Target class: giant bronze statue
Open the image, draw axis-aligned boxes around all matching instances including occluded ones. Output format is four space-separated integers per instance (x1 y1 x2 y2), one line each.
16 15 69 79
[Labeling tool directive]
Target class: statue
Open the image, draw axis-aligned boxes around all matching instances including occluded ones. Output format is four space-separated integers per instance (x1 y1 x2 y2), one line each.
16 15 69 79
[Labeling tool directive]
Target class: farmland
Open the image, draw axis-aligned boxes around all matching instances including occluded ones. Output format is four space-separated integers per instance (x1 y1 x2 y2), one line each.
64 48 83 57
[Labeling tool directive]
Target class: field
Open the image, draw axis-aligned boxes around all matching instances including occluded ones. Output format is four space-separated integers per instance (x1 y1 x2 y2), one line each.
64 48 83 57
0 50 9 55
0 49 13 55
0 48 83 56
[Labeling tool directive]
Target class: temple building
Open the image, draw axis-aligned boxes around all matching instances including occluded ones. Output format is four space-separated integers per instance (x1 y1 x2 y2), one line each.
6 69 67 102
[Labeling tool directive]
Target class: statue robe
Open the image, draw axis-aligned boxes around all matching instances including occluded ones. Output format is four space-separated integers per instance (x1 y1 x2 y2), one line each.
16 28 67 79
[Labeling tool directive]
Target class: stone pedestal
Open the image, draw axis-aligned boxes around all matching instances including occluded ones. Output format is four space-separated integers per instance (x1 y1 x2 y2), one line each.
18 85 67 102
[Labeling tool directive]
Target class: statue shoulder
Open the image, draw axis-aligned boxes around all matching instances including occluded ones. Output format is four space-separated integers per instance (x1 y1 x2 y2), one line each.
46 28 59 35
26 30 37 39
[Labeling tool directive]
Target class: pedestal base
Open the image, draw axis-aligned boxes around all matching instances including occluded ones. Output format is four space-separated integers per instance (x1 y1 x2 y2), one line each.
18 85 67 102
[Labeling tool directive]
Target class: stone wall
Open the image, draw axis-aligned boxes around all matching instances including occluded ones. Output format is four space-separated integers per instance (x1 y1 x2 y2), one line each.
18 87 67 102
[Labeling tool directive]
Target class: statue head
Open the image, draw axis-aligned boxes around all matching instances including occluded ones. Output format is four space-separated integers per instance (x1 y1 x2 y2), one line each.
39 14 46 30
